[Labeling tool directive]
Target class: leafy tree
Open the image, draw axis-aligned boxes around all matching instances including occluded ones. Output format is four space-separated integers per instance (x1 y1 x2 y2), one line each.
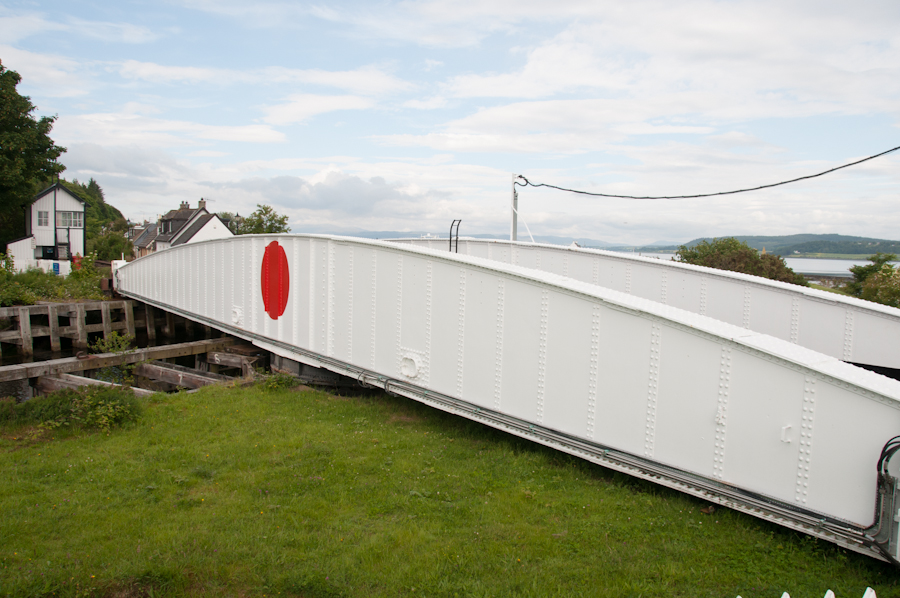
676 237 807 285
845 253 897 297
226 204 290 235
217 211 241 234
0 60 66 251
860 266 900 308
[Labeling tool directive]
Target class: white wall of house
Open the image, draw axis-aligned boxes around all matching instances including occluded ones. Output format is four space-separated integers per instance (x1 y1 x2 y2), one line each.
186 217 233 244
6 237 72 275
29 193 57 248
7 237 35 271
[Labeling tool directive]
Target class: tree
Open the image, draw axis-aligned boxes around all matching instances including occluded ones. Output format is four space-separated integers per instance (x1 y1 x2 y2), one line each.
860 266 900 308
224 204 290 235
676 237 807 285
0 60 66 251
845 252 897 297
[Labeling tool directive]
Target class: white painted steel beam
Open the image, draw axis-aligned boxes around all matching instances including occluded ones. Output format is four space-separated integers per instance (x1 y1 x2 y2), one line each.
389 238 900 371
114 235 900 563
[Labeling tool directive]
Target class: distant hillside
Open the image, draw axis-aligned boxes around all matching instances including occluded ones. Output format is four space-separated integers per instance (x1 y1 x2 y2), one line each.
317 230 618 247
682 234 900 256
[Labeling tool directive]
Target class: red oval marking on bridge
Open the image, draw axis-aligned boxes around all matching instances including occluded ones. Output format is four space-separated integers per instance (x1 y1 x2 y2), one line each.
261 241 290 320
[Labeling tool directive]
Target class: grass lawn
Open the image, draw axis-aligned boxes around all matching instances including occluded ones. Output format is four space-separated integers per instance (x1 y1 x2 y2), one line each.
1 382 897 597
809 284 851 296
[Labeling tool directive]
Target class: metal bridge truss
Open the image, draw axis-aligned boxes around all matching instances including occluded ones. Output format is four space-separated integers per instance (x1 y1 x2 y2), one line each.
114 235 900 564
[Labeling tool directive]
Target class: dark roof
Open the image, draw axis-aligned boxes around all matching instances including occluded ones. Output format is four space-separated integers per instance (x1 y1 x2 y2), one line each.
33 182 87 205
172 213 215 246
155 208 203 244
134 223 158 249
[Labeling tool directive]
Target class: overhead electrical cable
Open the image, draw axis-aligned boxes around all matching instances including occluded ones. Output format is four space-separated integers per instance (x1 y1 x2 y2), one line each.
514 144 900 200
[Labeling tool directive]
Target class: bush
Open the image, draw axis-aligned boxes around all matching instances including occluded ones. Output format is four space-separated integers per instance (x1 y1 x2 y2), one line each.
859 265 900 308
845 252 897 298
0 386 142 432
0 251 105 306
676 237 807 285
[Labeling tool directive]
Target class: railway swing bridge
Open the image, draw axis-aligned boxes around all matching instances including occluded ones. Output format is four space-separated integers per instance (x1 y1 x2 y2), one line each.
113 234 900 566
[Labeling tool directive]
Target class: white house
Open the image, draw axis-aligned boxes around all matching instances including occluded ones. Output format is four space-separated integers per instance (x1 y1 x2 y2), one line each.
133 199 232 257
6 183 86 274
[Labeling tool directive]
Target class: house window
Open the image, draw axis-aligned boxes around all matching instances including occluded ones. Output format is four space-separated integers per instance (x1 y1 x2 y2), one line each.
56 212 83 228
37 211 49 226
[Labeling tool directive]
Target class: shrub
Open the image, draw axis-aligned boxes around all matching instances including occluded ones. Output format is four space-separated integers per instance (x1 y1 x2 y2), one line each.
676 237 807 285
860 265 900 308
845 252 897 298
0 386 142 432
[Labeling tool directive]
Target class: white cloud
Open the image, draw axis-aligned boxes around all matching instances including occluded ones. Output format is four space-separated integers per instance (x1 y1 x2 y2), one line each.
65 17 158 43
54 112 286 146
0 10 157 44
261 94 374 125
0 45 91 98
116 60 412 95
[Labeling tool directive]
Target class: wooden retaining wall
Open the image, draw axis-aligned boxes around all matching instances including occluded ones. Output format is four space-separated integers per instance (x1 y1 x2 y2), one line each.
0 301 219 356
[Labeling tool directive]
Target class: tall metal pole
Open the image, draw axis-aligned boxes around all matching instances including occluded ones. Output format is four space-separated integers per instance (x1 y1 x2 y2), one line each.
510 173 518 242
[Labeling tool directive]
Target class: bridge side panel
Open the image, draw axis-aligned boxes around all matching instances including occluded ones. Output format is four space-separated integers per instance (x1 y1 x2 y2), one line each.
666 270 704 314
724 351 807 510
542 292 594 434
373 249 402 376
427 262 467 399
653 327 724 477
808 384 899 524
797 299 846 360
330 242 355 363
498 279 543 421
462 270 501 409
566 252 595 285
853 313 900 367
704 278 746 329
746 287 795 341
592 308 655 456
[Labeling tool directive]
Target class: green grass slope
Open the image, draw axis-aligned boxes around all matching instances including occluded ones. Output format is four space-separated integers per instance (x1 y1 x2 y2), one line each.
1 384 896 597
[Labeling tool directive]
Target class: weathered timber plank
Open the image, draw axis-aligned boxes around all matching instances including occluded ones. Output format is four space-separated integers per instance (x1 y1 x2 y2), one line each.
101 303 112 338
0 338 235 382
124 302 135 337
74 304 88 349
164 311 175 336
48 304 61 351
36 373 155 397
134 360 233 389
146 306 156 341
17 307 32 356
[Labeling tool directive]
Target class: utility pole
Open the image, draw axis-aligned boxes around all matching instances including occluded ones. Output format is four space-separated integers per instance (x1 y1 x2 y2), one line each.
510 173 518 242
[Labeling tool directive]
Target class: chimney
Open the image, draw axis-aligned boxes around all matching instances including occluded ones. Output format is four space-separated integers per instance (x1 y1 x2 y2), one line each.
198 198 207 210
180 201 189 209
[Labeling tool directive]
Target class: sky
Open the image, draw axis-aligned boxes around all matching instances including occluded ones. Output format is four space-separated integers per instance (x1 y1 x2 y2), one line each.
2 0 899 245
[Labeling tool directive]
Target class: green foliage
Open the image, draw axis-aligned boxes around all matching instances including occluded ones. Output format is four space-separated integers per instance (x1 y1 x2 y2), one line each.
87 228 134 260
258 371 297 391
860 267 900 308
676 237 807 285
224 204 290 235
0 251 105 306
845 253 897 298
91 331 137 385
0 386 140 432
91 330 136 355
0 60 66 252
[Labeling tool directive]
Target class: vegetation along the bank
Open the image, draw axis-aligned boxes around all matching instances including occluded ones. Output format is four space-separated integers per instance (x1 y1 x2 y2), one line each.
0 377 895 597
0 252 106 307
